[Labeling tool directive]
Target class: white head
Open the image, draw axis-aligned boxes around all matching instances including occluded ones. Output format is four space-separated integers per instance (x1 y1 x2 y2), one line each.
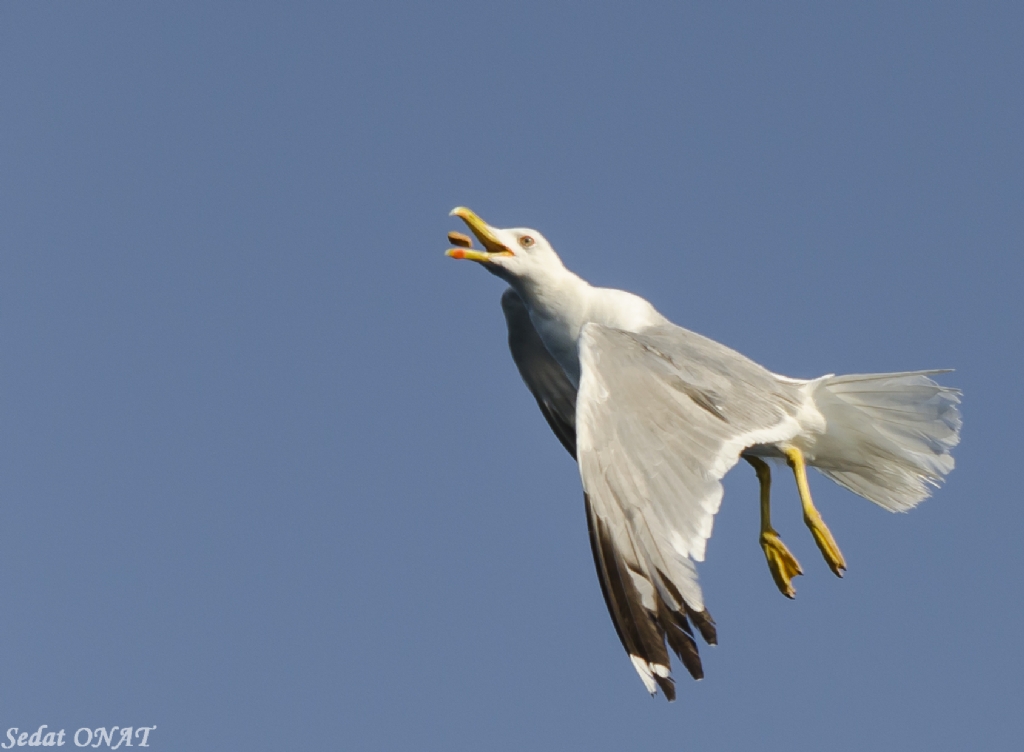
445 207 567 287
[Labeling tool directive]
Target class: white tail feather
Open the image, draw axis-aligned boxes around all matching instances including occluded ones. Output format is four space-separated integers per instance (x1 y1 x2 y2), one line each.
810 371 961 512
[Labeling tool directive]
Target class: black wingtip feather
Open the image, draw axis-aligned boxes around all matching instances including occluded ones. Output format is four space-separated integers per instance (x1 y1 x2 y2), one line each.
685 605 718 646
654 674 677 701
585 494 712 699
659 604 705 680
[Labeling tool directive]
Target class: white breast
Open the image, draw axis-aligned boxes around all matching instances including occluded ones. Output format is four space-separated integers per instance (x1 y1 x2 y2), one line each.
527 285 667 388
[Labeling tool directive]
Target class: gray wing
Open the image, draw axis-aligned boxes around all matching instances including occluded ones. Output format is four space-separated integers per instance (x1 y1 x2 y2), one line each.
502 293 739 699
501 288 577 457
576 323 804 697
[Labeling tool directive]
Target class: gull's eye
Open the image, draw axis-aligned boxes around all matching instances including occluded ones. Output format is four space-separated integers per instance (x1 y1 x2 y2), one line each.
519 235 536 248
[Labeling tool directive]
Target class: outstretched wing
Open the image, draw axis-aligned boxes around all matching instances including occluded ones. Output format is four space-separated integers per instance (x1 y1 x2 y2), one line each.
576 323 804 698
502 294 781 698
504 290 709 696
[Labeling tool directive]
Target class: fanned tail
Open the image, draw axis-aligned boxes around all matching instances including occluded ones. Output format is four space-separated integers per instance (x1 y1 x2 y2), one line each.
811 370 961 511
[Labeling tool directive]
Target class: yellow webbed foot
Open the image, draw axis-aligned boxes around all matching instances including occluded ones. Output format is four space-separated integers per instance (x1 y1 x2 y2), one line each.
805 515 847 577
760 528 803 598
783 445 848 578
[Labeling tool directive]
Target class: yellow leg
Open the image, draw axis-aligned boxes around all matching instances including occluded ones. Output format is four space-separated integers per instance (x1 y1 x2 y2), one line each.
782 447 847 577
744 456 802 598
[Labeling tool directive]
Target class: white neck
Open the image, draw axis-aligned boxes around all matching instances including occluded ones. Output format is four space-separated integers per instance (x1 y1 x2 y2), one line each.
511 268 667 387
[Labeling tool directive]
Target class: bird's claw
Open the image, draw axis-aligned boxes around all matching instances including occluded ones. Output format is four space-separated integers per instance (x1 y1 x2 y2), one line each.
760 529 803 598
806 516 847 577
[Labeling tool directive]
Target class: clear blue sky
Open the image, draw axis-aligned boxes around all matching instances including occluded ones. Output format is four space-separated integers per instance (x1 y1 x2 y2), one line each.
1 2 1021 750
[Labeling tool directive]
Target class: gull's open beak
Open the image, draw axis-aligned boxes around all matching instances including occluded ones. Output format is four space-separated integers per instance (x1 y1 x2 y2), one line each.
446 207 514 262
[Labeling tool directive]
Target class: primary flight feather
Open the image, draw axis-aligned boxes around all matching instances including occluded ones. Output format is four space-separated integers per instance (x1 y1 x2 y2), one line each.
445 207 961 701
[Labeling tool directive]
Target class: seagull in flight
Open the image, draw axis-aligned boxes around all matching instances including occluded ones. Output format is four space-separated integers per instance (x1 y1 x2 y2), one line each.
445 207 961 700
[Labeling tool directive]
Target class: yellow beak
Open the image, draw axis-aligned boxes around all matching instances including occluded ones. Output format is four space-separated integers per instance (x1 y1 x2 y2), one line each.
446 207 514 262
